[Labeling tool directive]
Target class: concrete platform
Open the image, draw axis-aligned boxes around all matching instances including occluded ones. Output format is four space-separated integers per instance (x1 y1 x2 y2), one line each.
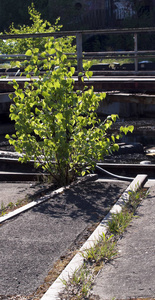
92 180 155 299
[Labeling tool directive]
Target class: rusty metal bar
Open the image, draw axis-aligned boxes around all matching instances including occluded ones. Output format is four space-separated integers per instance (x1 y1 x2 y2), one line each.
76 33 83 74
0 27 155 40
134 33 138 74
0 27 155 75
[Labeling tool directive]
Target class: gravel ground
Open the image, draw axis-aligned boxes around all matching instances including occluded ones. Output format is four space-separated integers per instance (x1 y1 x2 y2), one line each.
0 179 129 299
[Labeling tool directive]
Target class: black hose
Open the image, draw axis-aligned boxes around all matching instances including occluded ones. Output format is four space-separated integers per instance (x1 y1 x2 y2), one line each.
96 164 134 181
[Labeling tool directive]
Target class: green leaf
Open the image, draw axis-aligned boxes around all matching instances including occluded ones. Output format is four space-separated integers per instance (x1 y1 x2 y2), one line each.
42 91 50 98
15 61 21 68
82 171 86 176
83 61 92 71
54 81 60 89
111 135 115 143
35 107 40 115
25 49 32 56
128 125 134 132
55 113 63 121
78 72 84 77
48 48 56 55
111 114 119 122
85 71 93 78
9 93 14 100
113 144 119 151
34 48 39 53
70 67 75 74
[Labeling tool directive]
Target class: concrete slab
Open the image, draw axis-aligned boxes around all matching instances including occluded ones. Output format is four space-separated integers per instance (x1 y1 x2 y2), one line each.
92 182 155 299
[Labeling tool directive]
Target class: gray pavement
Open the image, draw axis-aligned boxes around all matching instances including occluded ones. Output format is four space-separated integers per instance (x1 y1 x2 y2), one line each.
0 179 129 298
0 181 55 208
92 180 155 299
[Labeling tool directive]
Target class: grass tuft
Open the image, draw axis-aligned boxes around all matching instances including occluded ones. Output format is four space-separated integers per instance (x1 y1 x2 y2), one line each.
82 232 117 264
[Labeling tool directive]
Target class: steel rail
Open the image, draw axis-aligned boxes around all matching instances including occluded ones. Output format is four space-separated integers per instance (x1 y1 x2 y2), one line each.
0 155 154 181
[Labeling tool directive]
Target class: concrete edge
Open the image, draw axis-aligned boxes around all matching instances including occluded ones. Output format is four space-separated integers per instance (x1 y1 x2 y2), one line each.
0 173 98 224
40 174 148 300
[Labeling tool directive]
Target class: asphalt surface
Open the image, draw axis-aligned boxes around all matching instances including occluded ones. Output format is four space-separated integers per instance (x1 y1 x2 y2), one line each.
0 179 129 298
92 180 155 299
0 181 55 208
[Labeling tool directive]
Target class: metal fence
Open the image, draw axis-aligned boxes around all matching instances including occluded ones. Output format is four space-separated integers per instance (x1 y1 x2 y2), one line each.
0 27 155 75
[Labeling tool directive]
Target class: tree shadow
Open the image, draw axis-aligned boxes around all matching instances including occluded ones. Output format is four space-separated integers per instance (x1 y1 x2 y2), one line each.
32 181 127 223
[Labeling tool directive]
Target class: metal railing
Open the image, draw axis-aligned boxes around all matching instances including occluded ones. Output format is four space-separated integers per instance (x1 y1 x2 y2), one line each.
0 27 155 75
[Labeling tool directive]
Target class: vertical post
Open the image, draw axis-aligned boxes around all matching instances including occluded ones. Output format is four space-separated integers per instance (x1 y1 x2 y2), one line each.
76 33 83 77
134 33 138 74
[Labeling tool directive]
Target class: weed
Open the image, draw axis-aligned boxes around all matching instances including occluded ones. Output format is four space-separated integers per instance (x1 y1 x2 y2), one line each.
0 201 7 216
108 187 149 235
8 202 14 209
82 232 117 264
108 210 133 235
0 197 29 216
61 263 93 299
1 210 6 216
1 201 5 211
61 233 117 299
126 187 149 214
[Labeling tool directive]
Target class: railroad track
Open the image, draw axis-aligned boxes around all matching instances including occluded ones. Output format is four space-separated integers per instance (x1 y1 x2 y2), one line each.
0 155 154 181
96 162 155 180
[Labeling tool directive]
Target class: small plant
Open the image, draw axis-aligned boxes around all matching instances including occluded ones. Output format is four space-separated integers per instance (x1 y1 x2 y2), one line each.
0 197 30 216
108 187 149 235
82 232 117 264
1 201 5 211
127 187 149 214
61 233 117 300
0 201 7 216
108 187 149 236
8 202 14 209
108 210 133 235
61 263 93 299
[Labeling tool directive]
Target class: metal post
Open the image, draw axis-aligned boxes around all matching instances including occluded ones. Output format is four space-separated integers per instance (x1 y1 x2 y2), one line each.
134 33 138 74
76 33 83 75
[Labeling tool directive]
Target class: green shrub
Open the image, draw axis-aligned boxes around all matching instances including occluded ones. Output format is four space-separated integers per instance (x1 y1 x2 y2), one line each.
6 32 133 186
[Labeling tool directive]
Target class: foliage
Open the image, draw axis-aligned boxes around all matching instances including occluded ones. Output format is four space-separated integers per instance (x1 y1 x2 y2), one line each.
6 34 133 186
108 210 133 235
62 263 93 299
82 232 117 264
0 3 75 55
127 187 149 214
61 232 116 299
108 187 149 235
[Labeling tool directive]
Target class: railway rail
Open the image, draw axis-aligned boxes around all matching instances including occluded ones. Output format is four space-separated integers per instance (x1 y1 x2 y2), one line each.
0 76 155 107
0 155 154 181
